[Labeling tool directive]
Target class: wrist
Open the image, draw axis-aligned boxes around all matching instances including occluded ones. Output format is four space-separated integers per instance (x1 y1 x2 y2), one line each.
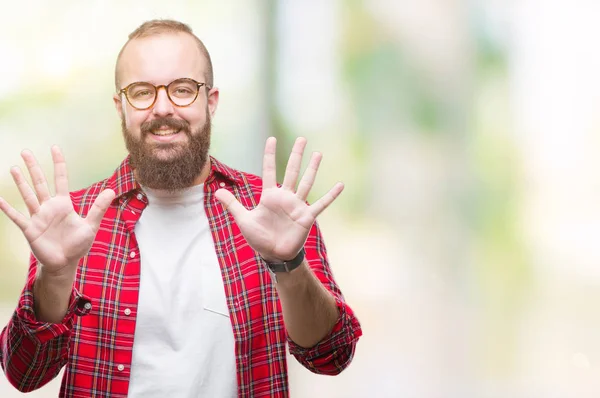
37 263 78 287
263 248 305 273
263 248 306 284
33 266 77 324
271 259 310 287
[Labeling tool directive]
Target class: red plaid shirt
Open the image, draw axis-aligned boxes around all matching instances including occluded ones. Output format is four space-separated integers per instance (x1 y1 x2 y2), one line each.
0 156 362 397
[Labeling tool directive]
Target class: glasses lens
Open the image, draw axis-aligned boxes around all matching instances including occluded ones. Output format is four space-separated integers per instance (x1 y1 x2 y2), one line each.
168 79 199 106
126 83 156 109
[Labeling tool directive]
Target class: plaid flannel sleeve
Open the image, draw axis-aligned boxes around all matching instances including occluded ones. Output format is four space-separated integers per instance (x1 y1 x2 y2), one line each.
287 222 362 375
0 255 91 392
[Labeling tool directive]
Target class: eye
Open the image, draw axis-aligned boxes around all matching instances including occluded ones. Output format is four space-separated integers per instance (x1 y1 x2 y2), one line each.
170 85 196 97
133 90 152 98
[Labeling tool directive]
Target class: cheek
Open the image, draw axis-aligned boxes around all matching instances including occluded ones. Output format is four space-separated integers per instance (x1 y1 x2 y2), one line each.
123 109 148 135
181 107 208 129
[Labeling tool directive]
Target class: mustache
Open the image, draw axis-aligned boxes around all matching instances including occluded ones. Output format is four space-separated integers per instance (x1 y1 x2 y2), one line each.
140 117 190 135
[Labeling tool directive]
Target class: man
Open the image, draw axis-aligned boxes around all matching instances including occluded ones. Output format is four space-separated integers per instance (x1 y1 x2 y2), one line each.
0 19 361 398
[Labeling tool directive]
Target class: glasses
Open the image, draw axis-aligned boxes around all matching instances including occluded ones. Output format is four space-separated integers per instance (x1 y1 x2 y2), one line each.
119 78 210 110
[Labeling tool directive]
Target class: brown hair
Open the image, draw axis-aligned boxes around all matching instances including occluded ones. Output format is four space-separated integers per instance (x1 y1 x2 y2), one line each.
114 19 214 91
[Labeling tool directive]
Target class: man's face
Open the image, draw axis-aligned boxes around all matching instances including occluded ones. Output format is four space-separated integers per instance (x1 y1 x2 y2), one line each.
113 32 219 191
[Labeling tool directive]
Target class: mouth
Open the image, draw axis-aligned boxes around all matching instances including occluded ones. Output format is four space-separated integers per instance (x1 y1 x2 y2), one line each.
150 128 181 136
146 128 186 144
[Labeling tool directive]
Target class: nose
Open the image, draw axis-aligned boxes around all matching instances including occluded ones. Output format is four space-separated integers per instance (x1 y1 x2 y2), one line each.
152 86 175 117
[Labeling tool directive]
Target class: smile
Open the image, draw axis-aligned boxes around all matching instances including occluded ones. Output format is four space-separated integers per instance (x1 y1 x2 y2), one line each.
151 129 180 136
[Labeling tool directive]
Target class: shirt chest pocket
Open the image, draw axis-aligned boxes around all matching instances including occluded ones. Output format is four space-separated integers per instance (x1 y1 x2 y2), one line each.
201 262 230 318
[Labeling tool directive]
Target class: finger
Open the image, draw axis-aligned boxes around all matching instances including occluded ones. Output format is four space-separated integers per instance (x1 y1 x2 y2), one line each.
0 197 30 231
21 150 52 203
214 188 248 220
309 182 344 218
85 189 116 230
296 151 322 201
11 167 41 215
282 137 307 191
51 146 69 196
262 137 277 189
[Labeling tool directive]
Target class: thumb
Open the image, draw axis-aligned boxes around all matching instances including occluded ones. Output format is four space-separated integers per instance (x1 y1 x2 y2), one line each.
215 188 247 220
85 189 116 230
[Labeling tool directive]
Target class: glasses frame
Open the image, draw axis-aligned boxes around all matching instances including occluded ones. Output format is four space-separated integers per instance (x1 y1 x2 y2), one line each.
118 78 210 110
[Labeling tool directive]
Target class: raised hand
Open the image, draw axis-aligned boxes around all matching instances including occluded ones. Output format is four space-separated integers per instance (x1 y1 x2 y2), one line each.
215 137 343 263
0 146 115 277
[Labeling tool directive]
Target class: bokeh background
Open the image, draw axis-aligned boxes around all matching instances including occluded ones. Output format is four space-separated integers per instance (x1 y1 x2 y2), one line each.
2 0 600 397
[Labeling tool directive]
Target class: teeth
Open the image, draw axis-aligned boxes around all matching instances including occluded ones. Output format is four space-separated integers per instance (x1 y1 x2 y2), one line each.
152 129 178 136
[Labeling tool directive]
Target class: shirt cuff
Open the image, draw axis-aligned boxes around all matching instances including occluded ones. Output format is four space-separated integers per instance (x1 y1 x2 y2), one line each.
287 294 362 368
15 273 92 345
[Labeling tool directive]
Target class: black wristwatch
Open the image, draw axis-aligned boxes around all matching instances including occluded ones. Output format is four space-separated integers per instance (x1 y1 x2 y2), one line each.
264 248 305 283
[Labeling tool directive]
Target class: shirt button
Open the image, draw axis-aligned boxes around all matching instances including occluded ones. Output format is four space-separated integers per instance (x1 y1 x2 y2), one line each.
130 251 136 258
124 308 131 316
84 302 92 310
136 193 143 200
219 182 226 188
117 364 125 372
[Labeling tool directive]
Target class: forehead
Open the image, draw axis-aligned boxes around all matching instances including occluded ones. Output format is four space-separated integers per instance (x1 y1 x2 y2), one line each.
118 32 206 87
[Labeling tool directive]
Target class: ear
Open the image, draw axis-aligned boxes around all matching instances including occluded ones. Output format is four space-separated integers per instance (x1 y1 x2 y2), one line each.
113 92 124 120
207 87 219 119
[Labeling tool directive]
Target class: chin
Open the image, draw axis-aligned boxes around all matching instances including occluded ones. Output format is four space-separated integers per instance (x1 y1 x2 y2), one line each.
148 143 186 158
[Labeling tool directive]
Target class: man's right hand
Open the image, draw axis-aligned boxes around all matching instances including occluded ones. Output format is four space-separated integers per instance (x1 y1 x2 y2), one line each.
0 146 115 322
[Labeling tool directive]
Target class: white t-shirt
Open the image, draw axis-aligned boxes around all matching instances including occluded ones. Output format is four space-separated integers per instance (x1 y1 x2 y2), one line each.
127 184 237 397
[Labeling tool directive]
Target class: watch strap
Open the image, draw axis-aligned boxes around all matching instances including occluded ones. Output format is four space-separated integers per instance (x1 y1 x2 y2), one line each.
265 248 305 273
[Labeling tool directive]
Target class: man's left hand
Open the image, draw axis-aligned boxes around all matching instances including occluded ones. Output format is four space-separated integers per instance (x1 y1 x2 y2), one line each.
214 136 343 263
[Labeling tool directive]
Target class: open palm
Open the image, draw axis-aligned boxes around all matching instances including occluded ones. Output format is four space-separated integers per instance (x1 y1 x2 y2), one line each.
0 147 115 276
215 137 343 263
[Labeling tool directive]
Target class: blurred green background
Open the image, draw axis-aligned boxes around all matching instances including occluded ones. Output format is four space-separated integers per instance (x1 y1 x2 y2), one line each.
2 0 600 397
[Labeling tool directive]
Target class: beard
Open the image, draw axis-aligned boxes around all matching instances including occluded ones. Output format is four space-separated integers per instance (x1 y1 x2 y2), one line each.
121 109 211 192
